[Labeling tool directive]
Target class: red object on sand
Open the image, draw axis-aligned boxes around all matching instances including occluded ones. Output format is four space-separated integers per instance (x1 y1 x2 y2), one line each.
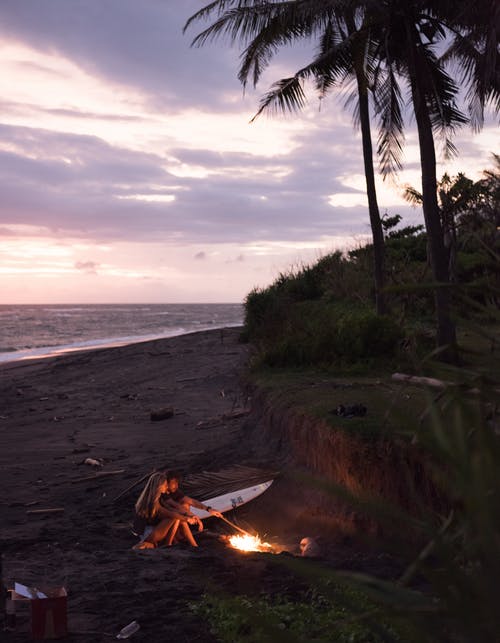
30 590 67 640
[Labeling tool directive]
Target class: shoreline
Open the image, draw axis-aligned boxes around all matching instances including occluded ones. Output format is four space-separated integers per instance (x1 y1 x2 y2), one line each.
0 323 244 366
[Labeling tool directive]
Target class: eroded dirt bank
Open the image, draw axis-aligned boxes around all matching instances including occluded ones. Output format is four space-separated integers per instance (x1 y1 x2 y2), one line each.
241 385 446 539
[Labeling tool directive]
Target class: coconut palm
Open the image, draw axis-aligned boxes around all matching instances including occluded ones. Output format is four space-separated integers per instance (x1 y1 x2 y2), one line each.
441 0 500 129
186 1 396 316
186 0 496 360
250 14 402 316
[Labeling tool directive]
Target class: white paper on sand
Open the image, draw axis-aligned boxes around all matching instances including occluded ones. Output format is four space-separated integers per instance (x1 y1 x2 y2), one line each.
14 582 48 599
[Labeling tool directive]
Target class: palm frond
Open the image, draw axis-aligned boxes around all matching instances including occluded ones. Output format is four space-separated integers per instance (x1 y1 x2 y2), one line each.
403 185 423 206
237 3 339 88
183 0 240 33
373 67 405 178
251 75 308 120
441 0 500 129
414 41 469 148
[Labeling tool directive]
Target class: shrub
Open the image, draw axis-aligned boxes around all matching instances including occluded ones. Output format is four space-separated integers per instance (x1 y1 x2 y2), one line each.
259 301 403 368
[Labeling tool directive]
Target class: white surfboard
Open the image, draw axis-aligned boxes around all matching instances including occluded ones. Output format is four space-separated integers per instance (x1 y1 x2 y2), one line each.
191 480 274 519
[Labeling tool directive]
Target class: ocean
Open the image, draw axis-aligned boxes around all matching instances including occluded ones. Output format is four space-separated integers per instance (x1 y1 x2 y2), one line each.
0 303 244 364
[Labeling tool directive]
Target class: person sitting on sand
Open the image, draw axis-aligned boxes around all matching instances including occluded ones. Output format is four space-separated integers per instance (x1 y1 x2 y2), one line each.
133 472 202 549
160 470 223 546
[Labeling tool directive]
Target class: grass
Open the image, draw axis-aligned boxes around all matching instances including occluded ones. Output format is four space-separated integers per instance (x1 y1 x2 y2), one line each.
249 368 434 442
190 584 415 643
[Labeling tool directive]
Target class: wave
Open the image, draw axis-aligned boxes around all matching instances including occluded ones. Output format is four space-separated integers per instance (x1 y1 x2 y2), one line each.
0 322 242 365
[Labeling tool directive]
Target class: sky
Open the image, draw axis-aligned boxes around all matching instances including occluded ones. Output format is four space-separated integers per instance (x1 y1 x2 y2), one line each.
0 0 497 304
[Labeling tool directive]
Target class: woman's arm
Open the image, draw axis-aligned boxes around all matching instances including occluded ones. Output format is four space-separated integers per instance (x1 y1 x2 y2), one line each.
159 500 203 528
157 504 191 522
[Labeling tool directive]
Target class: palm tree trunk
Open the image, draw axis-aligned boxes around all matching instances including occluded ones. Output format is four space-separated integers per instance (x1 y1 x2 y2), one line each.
346 13 386 315
406 34 458 361
357 76 386 315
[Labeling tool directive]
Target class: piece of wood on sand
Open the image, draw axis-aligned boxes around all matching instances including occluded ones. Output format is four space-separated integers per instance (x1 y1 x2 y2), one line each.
392 373 451 389
196 408 250 430
27 508 65 515
71 469 126 484
150 407 174 421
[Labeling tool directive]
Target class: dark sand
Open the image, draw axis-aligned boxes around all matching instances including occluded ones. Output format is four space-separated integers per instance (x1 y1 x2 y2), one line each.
0 328 394 641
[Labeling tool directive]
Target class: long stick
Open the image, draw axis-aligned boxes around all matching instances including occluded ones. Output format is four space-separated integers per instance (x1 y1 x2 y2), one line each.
27 508 65 515
71 469 125 484
219 515 253 538
112 469 155 503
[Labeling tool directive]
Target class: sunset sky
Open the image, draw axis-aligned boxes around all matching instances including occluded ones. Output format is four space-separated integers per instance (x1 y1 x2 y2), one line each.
0 0 497 304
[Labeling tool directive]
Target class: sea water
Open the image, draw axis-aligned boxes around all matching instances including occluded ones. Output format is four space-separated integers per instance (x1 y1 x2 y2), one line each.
0 303 243 364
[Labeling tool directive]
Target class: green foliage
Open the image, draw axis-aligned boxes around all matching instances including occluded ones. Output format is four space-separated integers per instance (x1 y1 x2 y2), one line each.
258 301 403 368
190 586 408 643
360 377 500 642
243 158 499 368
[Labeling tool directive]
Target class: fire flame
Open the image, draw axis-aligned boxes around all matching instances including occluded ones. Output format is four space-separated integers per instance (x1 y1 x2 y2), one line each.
228 533 274 552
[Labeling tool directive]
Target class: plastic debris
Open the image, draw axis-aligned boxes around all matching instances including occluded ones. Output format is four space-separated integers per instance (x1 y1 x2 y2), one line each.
116 620 140 639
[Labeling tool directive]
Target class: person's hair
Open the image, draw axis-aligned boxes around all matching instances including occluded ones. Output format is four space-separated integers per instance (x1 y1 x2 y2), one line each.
135 472 167 519
165 470 182 483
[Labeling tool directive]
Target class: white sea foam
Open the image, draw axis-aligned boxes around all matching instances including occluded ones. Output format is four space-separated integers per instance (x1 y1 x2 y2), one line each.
0 304 243 365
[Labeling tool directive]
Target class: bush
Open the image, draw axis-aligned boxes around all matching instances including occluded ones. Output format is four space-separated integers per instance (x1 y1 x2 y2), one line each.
333 309 403 360
244 251 373 345
259 301 403 368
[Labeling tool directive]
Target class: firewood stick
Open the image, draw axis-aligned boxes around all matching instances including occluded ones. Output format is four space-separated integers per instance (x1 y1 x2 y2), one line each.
219 515 253 538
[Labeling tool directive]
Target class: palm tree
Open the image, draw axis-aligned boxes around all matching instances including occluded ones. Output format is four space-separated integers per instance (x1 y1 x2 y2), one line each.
251 13 404 316
441 0 500 130
186 1 397 316
367 0 497 359
186 0 497 360
404 172 480 284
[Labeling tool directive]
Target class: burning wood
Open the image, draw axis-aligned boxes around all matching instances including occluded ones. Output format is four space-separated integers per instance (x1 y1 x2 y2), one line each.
228 533 274 553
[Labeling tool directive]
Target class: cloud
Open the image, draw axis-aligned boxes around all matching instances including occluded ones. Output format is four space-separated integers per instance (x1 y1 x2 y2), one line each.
0 0 245 113
0 120 425 248
225 254 245 264
75 260 99 273
0 0 495 305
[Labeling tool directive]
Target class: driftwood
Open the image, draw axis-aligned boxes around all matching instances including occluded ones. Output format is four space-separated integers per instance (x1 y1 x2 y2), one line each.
150 407 174 421
392 372 500 395
71 469 126 484
392 373 450 389
27 508 65 515
196 418 224 430
224 409 250 419
196 408 250 430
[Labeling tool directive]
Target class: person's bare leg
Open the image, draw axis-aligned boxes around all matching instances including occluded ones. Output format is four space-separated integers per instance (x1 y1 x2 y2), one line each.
145 518 176 546
166 520 180 545
180 522 198 547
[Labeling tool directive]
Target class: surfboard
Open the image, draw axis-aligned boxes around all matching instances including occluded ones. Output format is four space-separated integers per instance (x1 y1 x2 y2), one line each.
191 479 274 519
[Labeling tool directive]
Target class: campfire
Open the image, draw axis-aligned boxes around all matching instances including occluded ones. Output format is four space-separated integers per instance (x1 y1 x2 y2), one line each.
227 533 274 553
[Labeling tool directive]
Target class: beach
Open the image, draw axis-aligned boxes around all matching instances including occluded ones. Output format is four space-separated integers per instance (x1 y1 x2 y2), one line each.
0 327 398 641
0 327 276 641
